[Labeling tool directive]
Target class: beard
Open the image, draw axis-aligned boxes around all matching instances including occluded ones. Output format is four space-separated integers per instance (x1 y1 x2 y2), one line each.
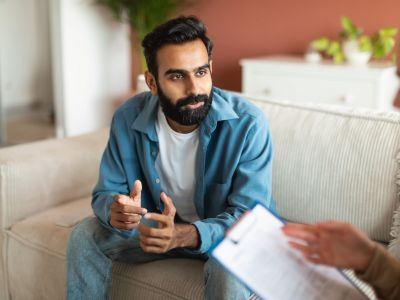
157 83 213 126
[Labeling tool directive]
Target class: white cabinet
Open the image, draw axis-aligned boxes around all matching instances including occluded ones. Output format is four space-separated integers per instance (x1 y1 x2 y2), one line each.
240 56 400 111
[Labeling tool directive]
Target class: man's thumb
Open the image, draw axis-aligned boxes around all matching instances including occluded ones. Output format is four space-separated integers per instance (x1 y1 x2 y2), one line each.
130 180 142 206
160 192 176 217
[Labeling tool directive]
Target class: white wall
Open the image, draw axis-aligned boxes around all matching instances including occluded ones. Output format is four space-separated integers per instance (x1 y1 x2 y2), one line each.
0 0 53 110
50 0 131 137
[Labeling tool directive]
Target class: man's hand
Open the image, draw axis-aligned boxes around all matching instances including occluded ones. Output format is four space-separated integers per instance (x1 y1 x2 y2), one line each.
110 180 147 230
282 221 376 272
138 192 199 253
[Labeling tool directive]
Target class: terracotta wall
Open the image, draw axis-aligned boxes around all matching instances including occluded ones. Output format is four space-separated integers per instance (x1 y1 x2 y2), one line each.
181 0 400 91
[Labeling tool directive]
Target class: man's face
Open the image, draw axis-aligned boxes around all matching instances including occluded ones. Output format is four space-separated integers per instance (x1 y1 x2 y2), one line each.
151 39 213 126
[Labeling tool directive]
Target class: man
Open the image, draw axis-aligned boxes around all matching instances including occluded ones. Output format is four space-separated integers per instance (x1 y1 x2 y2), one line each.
67 16 275 299
283 221 400 300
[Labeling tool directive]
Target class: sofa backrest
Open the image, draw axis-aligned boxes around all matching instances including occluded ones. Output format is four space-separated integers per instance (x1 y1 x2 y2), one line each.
245 94 400 251
0 129 108 230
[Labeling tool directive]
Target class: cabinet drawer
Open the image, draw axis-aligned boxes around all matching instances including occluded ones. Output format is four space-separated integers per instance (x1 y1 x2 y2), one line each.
243 73 376 108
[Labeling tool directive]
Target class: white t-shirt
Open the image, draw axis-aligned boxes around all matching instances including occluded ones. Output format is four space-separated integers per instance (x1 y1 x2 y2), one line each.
155 106 200 222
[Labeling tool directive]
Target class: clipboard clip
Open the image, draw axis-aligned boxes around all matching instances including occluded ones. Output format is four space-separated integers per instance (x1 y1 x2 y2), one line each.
227 213 258 245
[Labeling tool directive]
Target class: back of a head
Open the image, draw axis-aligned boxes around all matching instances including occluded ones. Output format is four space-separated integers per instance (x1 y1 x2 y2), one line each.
142 16 213 77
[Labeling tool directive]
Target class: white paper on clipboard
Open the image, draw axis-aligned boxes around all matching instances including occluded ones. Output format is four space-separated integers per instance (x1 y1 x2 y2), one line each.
211 204 368 300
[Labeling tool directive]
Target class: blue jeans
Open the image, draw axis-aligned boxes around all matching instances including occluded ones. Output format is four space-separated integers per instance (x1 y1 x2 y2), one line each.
66 217 251 299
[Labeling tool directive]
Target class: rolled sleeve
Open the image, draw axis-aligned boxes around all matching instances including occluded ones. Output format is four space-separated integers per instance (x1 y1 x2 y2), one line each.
92 117 132 236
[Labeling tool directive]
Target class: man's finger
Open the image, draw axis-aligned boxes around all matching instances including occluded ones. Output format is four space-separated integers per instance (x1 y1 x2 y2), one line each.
110 219 140 230
112 201 147 215
139 236 166 248
114 194 136 207
113 194 131 205
160 192 176 217
130 180 142 205
143 212 171 227
140 242 165 254
119 205 147 215
115 213 142 223
113 194 147 214
139 224 171 239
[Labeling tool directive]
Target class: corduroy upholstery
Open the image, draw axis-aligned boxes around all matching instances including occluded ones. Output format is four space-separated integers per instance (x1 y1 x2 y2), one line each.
1 94 399 299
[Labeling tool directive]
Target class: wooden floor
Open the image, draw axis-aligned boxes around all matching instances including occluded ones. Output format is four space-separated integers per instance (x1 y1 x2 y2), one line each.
2 113 55 146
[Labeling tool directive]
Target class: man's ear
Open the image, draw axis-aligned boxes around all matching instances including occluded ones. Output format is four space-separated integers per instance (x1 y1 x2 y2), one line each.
209 60 213 74
145 71 158 96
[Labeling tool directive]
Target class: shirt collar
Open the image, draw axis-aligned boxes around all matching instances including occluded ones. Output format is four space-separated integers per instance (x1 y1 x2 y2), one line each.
202 87 239 133
131 94 159 141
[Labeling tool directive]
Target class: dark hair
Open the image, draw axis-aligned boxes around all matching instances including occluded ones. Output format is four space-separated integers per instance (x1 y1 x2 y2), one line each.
142 16 213 77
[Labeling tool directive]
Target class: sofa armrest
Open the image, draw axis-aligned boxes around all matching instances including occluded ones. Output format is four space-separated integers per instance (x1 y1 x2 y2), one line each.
0 128 108 230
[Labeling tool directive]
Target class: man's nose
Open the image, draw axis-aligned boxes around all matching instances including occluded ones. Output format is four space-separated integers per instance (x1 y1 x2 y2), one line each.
185 76 200 96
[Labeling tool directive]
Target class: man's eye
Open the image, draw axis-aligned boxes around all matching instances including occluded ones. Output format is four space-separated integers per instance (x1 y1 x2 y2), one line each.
196 70 207 77
171 74 183 80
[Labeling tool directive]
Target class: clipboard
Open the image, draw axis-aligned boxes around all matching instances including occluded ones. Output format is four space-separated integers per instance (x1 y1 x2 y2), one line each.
210 202 368 300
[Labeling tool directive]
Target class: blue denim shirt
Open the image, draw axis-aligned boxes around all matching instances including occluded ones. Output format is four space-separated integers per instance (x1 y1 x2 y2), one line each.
92 87 275 254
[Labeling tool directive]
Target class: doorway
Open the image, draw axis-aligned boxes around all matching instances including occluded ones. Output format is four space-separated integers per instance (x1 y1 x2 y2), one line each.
0 0 55 146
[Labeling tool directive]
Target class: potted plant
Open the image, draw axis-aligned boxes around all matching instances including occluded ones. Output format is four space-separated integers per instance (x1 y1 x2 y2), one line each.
310 16 398 65
95 0 195 91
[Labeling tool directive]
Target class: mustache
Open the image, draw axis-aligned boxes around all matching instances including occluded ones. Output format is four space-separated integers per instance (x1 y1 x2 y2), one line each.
176 94 209 109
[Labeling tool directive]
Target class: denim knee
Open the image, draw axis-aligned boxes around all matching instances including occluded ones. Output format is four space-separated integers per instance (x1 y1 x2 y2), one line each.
203 259 251 300
67 217 102 255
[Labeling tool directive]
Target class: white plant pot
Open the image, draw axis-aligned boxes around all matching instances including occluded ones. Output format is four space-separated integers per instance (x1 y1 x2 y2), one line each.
137 74 150 94
342 40 372 66
304 51 322 63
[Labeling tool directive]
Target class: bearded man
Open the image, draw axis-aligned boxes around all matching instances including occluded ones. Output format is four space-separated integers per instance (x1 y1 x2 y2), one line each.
66 16 275 300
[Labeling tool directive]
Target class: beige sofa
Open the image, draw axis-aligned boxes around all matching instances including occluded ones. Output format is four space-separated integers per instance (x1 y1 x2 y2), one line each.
1 94 400 300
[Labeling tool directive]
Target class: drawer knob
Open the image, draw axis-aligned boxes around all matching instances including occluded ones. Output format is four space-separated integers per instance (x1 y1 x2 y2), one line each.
339 94 354 103
263 88 271 95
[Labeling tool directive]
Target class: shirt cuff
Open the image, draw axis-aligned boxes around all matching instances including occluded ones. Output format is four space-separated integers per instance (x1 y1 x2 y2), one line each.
182 220 212 254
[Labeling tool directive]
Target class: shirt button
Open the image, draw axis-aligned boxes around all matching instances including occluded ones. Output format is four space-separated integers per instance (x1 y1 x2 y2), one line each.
155 178 160 184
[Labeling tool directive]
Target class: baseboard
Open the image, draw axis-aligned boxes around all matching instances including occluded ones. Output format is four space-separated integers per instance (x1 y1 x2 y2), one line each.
5 102 53 121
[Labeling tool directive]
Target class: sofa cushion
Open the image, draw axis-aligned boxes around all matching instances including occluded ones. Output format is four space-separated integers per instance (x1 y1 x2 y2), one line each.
247 96 400 252
8 196 93 256
5 197 204 299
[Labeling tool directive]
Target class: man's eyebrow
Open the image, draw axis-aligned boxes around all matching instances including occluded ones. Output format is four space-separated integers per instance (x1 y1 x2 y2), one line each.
164 64 211 76
164 68 187 76
195 64 211 72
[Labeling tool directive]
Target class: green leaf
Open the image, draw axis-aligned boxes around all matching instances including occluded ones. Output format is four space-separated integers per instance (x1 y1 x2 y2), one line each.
359 36 372 52
372 41 385 59
333 52 345 64
379 27 398 37
341 16 355 32
340 16 362 40
311 37 330 51
382 38 395 53
327 41 341 56
371 33 396 59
